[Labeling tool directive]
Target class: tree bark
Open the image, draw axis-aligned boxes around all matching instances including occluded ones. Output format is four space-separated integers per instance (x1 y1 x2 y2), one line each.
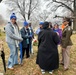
28 0 32 20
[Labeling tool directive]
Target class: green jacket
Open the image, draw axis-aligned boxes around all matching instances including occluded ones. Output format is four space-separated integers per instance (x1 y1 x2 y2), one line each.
61 26 73 48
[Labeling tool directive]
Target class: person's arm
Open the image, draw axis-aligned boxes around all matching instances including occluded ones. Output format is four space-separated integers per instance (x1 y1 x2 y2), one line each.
36 28 40 35
38 31 42 48
31 29 34 38
5 24 23 41
53 32 60 45
58 29 62 38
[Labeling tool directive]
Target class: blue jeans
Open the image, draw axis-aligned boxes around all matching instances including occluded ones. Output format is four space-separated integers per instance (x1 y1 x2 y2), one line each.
7 43 18 68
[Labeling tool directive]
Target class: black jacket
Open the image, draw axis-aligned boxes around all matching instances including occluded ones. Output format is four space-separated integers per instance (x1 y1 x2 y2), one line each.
20 27 30 48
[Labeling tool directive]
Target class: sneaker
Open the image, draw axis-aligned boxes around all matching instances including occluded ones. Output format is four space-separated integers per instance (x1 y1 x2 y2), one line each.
41 69 45 74
49 70 53 74
7 67 14 70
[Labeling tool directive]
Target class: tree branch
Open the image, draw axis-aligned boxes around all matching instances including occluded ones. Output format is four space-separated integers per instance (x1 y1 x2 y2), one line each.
31 2 38 13
16 0 26 21
53 0 74 13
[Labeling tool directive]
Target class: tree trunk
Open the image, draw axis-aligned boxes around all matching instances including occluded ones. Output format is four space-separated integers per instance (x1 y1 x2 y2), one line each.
23 15 26 21
0 0 2 2
73 0 76 31
28 0 32 20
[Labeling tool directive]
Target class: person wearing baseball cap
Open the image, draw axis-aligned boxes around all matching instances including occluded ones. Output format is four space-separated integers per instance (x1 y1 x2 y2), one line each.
36 22 44 35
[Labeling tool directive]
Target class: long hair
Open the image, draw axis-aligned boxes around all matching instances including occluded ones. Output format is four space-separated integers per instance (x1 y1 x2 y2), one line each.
49 22 52 28
66 18 72 26
15 22 19 30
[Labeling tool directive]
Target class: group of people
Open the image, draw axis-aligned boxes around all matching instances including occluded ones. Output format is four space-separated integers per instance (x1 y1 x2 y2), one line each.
5 13 73 74
5 13 34 70
36 19 72 74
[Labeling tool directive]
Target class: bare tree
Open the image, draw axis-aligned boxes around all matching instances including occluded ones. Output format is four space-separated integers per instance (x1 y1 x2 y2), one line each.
37 10 52 21
52 0 76 31
4 0 39 21
46 0 73 13
45 0 76 31
52 0 74 13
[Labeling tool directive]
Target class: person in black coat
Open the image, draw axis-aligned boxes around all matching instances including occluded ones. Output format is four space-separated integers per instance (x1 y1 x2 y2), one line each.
36 22 60 74
20 21 32 58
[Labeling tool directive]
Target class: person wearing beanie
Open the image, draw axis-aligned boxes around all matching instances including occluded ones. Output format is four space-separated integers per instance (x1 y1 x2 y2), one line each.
36 22 44 35
10 13 17 20
20 21 31 59
36 22 60 74
5 13 23 70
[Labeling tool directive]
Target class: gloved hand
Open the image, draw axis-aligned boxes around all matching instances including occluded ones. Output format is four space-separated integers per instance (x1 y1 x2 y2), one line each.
29 35 32 38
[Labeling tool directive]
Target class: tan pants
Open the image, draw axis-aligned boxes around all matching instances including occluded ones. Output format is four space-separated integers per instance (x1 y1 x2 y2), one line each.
62 46 71 69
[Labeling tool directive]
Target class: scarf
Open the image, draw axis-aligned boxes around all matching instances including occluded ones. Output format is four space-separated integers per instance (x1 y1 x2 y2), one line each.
11 23 20 47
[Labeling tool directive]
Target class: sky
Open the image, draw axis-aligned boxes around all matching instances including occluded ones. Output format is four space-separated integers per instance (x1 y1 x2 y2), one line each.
0 3 7 19
0 0 46 21
0 0 72 23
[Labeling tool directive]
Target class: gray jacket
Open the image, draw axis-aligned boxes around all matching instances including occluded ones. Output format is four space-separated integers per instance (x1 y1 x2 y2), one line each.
5 22 23 45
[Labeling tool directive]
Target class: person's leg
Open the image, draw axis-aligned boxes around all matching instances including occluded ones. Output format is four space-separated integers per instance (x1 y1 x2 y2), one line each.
22 48 26 59
7 44 16 69
29 39 32 54
41 69 45 74
49 70 53 74
29 44 31 54
64 46 71 70
31 41 34 54
26 44 30 58
14 47 19 65
61 48 64 65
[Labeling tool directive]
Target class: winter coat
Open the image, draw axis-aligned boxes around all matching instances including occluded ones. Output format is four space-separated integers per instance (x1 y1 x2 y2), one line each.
36 28 60 71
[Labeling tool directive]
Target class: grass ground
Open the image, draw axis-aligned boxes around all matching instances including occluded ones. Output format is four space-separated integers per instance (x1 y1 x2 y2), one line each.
0 32 76 75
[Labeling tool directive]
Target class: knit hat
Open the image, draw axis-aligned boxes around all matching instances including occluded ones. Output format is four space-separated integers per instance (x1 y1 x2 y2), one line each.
39 22 44 25
24 21 28 26
10 13 17 20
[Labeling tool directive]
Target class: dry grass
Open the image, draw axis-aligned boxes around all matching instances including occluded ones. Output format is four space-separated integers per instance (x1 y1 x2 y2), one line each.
0 32 76 75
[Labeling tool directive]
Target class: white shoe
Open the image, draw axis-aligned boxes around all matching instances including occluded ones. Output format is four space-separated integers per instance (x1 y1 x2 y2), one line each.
49 70 53 74
41 69 45 74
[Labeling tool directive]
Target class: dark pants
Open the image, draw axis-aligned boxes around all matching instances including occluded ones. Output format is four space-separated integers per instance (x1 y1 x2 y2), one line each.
29 38 32 53
22 44 30 58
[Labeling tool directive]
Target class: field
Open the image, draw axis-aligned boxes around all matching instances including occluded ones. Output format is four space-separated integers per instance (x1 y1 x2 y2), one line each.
0 32 76 75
